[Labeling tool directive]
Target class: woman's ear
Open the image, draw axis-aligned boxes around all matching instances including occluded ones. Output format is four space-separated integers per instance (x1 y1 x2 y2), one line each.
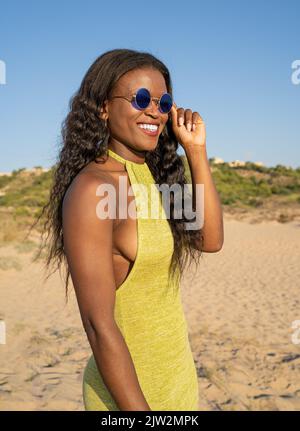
99 100 108 121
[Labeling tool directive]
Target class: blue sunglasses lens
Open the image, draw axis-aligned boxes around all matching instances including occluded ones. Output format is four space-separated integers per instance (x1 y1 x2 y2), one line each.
134 88 173 113
135 88 151 109
159 93 173 113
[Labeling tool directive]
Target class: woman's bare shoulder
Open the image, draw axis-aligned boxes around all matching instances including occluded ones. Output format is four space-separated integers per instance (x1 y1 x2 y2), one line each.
70 160 120 191
63 159 126 212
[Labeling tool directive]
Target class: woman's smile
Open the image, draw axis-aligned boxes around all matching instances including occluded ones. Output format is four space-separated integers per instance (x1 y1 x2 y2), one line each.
136 122 159 137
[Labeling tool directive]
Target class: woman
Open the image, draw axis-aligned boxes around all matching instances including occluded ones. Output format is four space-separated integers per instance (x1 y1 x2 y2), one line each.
35 48 224 411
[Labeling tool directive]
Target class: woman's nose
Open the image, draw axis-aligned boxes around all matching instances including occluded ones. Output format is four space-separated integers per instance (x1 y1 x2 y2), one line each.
145 98 160 115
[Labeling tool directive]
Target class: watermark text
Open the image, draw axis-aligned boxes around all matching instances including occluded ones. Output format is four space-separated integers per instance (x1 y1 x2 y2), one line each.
0 59 6 85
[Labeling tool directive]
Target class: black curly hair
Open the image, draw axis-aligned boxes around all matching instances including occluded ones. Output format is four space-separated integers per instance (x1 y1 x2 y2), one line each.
29 48 204 304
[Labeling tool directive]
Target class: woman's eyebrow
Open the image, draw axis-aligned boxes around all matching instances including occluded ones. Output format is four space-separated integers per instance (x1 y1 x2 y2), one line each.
129 86 141 94
130 87 168 96
124 87 137 97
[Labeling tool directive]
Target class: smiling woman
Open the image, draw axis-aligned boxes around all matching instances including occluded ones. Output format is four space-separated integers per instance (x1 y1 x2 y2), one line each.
32 48 205 411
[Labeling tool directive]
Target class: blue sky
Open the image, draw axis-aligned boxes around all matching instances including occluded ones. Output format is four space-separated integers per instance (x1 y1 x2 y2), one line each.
0 0 299 171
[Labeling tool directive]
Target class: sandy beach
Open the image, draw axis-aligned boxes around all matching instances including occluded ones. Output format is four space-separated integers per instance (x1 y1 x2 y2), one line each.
0 213 299 411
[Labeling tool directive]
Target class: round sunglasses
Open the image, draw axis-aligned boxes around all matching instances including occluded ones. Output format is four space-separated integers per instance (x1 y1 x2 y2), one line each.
109 87 173 114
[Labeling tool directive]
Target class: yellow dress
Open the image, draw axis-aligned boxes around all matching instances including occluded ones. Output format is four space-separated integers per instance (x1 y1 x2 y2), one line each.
82 148 199 411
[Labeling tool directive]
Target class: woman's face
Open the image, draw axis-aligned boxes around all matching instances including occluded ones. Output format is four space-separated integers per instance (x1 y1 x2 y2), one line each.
103 67 170 153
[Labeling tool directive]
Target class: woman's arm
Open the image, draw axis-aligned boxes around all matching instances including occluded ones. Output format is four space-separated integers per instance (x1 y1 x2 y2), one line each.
62 173 151 411
186 145 224 252
169 103 224 253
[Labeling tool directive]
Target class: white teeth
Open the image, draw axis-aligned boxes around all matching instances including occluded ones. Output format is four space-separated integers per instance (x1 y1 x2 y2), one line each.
138 124 158 131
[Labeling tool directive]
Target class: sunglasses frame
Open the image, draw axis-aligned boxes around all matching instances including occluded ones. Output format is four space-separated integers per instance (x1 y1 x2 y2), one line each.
109 87 173 114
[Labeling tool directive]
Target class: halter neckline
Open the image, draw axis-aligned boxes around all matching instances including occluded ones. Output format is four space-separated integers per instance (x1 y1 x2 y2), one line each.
107 148 146 166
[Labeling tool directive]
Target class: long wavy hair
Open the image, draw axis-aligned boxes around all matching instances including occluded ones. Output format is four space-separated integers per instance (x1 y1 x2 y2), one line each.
30 48 204 303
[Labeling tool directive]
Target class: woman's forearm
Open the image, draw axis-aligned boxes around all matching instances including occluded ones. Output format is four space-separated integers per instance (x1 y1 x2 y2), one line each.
86 321 151 411
186 145 224 252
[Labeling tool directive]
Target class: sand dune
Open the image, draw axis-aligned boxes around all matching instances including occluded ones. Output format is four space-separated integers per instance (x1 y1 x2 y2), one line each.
0 214 299 410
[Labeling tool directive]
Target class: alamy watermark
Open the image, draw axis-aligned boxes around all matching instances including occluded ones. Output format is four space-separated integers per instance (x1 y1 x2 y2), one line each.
0 59 6 85
0 320 6 344
291 60 300 85
95 178 204 231
291 320 300 345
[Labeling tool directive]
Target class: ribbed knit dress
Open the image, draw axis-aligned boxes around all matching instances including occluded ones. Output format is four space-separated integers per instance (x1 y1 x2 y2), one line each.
82 148 199 411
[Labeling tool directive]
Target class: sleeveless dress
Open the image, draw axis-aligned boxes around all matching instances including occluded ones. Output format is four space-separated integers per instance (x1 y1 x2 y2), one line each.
82 148 199 411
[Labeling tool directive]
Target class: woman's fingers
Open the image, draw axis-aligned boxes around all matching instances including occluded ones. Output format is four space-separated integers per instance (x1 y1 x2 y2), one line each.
171 103 204 133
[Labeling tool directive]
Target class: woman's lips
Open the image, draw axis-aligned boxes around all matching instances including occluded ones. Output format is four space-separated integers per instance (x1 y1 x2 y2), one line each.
137 125 159 137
